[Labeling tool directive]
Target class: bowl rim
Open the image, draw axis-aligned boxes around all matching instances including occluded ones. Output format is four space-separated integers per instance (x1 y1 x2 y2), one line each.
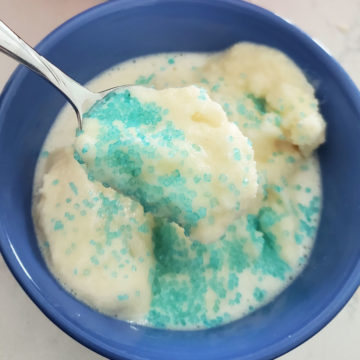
0 0 360 359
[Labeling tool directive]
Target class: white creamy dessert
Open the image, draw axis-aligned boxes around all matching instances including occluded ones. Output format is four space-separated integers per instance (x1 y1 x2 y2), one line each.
33 42 325 329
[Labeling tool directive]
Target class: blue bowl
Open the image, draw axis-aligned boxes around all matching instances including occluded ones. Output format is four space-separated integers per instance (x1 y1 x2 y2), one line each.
0 0 359 359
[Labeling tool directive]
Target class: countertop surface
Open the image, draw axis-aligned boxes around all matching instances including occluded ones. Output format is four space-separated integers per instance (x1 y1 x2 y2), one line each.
0 0 359 359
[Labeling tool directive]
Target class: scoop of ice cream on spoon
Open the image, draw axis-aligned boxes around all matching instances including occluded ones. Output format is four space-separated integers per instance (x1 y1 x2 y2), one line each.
74 85 258 242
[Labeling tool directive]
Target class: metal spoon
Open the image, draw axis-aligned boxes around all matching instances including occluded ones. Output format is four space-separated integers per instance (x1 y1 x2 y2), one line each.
0 20 111 129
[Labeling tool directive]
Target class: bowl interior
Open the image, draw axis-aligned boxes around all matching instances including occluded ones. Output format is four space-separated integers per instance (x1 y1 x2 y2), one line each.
0 1 359 359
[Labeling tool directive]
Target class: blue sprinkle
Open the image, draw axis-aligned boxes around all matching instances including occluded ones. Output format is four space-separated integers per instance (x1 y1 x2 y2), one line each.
54 220 64 231
198 207 207 219
135 74 155 85
198 88 207 100
211 83 220 92
286 156 296 164
82 144 89 154
64 212 75 221
69 182 78 195
138 223 150 233
233 148 241 161
40 150 49 158
295 233 304 244
75 128 83 137
91 256 99 265
253 287 267 302
224 103 232 116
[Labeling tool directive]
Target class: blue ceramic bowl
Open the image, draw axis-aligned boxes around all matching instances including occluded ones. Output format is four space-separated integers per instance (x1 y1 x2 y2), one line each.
0 1 359 359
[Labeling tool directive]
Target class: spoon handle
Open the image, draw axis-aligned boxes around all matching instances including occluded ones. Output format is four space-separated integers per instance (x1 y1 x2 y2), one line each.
0 20 99 128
